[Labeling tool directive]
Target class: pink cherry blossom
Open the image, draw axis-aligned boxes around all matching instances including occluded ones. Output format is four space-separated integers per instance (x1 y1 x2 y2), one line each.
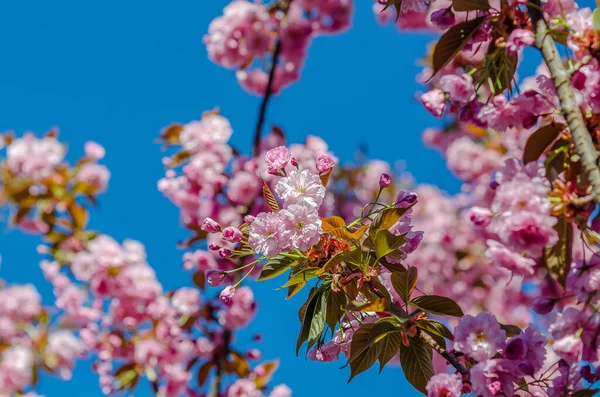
274 169 326 209
506 29 535 54
280 204 323 251
6 134 65 181
426 373 463 397
316 154 336 174
248 212 288 256
421 89 446 117
265 146 292 175
454 312 507 361
84 141 106 160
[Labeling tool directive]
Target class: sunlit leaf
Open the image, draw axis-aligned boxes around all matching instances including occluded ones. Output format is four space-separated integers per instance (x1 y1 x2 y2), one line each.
346 297 391 313
348 323 382 382
263 181 280 212
374 230 406 260
281 267 320 288
409 295 464 317
391 267 418 304
258 256 295 281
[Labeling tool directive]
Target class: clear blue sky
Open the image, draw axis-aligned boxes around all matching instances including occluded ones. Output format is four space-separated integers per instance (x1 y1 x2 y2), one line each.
0 1 465 396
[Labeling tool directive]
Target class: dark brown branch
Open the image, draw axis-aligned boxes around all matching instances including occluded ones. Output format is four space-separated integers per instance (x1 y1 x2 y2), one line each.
208 329 232 397
527 0 600 204
419 330 470 377
252 0 294 157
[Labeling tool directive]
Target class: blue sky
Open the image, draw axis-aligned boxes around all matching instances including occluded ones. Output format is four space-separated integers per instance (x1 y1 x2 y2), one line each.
0 0 466 396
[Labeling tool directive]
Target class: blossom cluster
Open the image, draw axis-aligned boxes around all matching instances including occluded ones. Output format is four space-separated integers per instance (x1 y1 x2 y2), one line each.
204 0 353 94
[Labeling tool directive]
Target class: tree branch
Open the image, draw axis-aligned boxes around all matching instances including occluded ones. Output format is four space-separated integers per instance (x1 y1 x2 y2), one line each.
527 0 600 204
208 329 232 397
419 330 470 377
252 0 294 157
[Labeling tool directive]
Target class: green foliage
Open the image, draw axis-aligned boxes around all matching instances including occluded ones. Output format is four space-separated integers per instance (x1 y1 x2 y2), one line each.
593 8 600 31
409 295 464 317
500 323 523 337
373 230 407 260
281 267 320 288
258 255 295 281
399 337 435 394
391 267 418 304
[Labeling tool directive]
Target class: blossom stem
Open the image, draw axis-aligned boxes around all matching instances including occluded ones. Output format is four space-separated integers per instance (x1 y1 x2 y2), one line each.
252 0 294 157
208 329 232 397
527 0 600 204
419 330 469 377
223 257 264 274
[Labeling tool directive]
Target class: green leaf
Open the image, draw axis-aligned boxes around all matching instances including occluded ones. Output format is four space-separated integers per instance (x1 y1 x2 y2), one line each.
326 290 346 334
368 321 401 345
308 290 329 345
374 230 406 261
379 258 407 273
391 267 418 304
572 389 600 397
370 206 414 237
500 323 523 337
114 363 139 390
258 256 295 281
593 8 600 31
347 298 391 313
452 0 490 11
281 267 320 288
297 289 321 355
431 17 486 77
287 281 307 300
523 123 565 164
348 323 382 382
543 214 573 287
298 287 319 323
409 295 464 317
377 331 402 372
399 337 435 394
263 180 280 213
416 319 453 339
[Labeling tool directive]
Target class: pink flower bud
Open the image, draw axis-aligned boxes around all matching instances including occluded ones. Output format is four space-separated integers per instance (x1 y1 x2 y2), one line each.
290 157 298 167
468 207 494 227
218 248 232 258
396 191 418 208
84 141 106 160
532 297 555 315
265 146 291 175
244 215 256 224
246 349 262 360
379 173 392 188
222 227 243 243
220 285 236 305
430 8 455 30
316 154 336 174
208 242 220 251
201 217 221 233
205 269 226 287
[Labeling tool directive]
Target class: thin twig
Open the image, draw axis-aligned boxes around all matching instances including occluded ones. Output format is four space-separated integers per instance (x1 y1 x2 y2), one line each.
419 330 470 377
252 0 294 157
208 329 232 397
527 0 600 204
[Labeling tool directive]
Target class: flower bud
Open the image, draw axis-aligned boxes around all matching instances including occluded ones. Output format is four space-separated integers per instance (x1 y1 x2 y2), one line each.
205 269 226 287
316 154 336 174
290 157 298 167
222 227 243 243
219 285 236 305
208 242 220 251
201 217 221 233
468 207 493 227
218 248 232 258
379 173 392 189
246 349 262 360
